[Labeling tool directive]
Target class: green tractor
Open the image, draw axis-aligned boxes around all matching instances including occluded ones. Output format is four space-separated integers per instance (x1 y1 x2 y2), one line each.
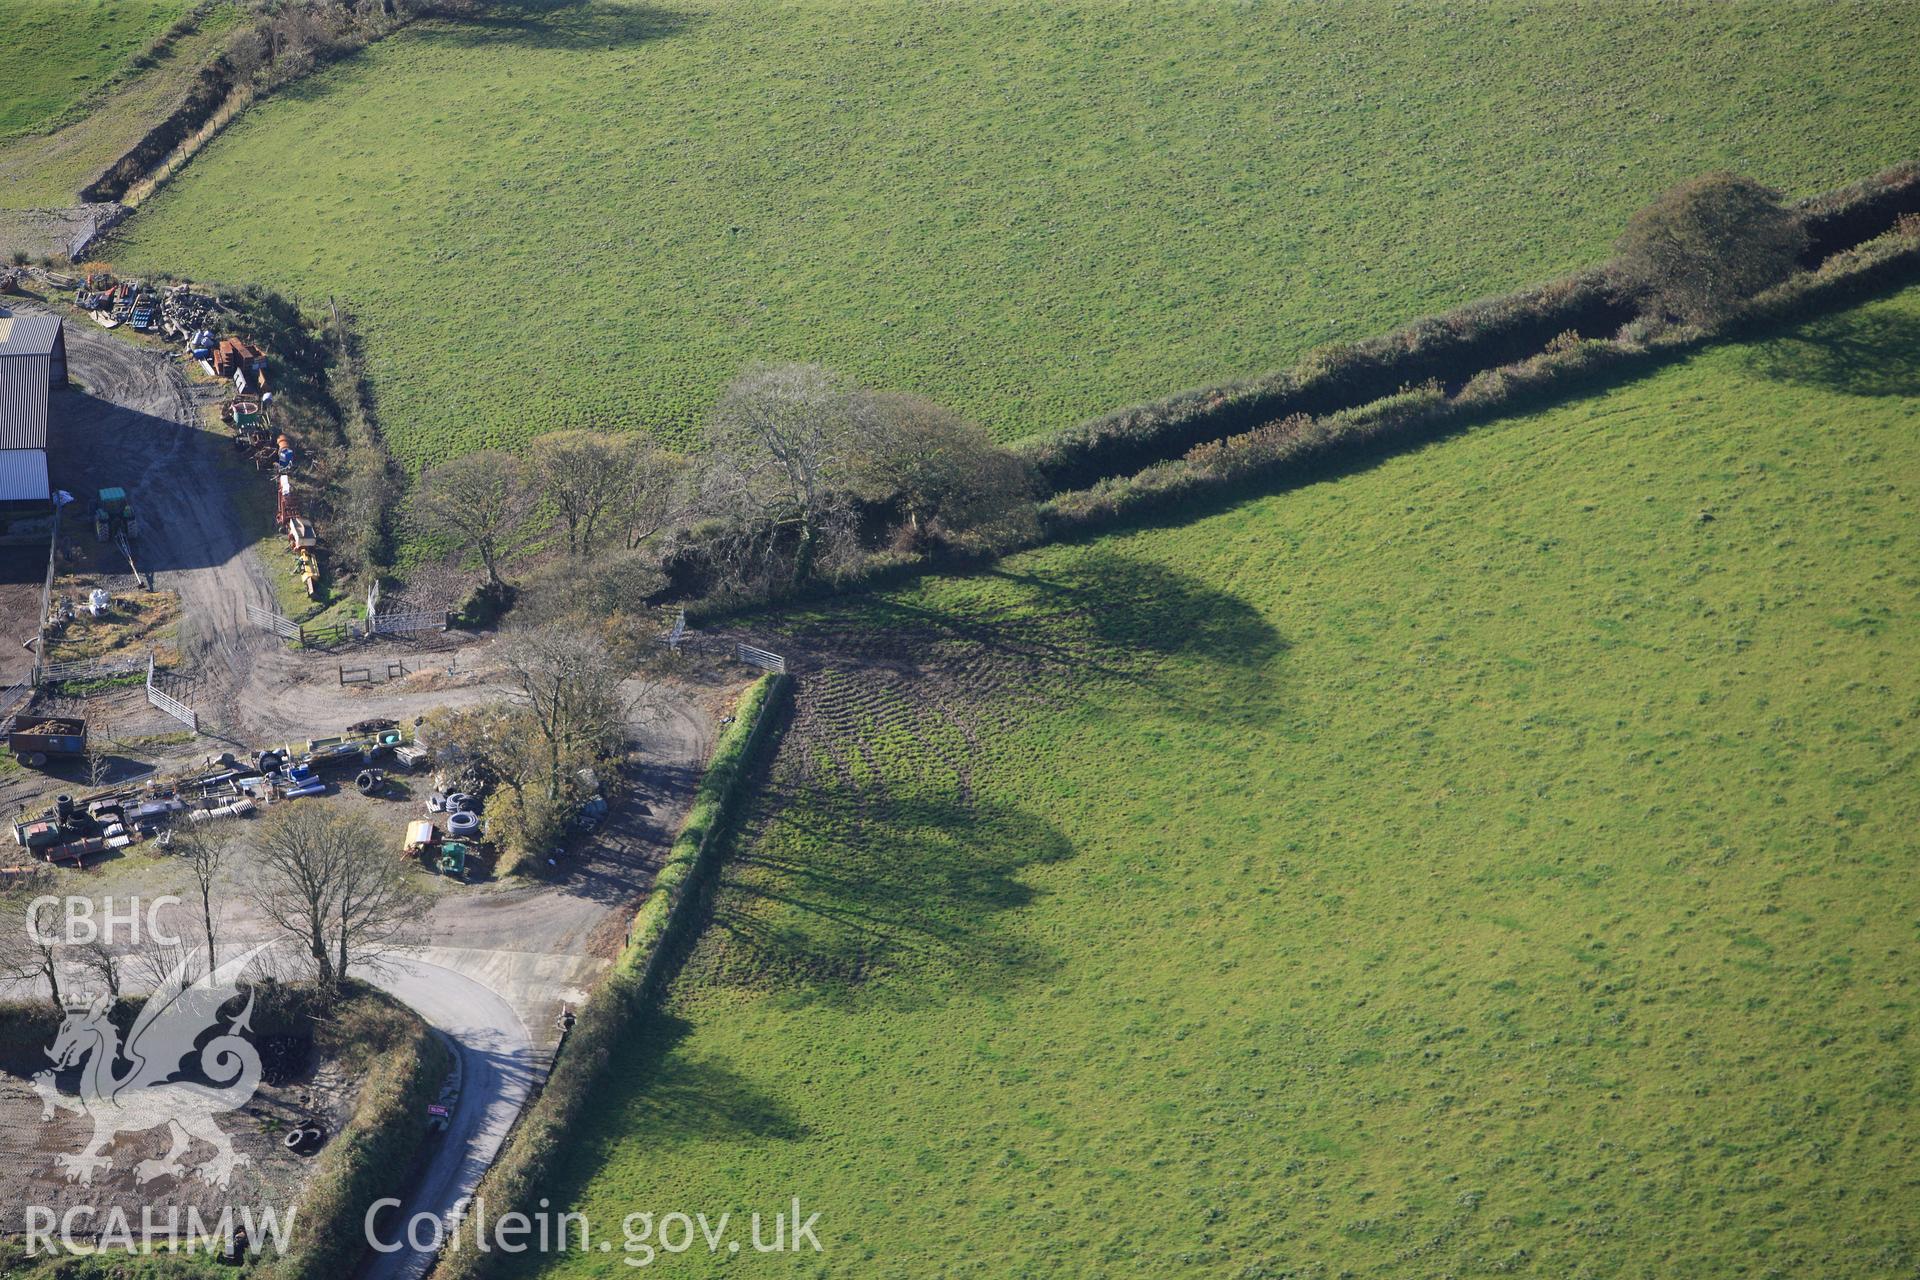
93 487 138 543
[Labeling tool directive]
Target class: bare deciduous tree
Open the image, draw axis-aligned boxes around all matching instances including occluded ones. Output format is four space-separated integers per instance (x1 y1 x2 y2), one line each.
129 934 196 992
418 450 535 590
848 391 1036 552
72 941 122 1002
501 626 629 802
532 431 625 557
703 362 858 583
1616 172 1808 323
174 825 233 975
84 722 113 791
614 437 694 552
248 806 422 990
0 890 65 1011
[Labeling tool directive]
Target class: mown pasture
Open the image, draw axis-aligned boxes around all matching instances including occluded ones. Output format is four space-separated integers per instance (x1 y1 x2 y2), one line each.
516 286 1920 1277
0 0 188 142
109 0 1916 466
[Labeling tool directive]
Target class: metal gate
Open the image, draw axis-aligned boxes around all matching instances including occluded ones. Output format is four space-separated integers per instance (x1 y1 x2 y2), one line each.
735 642 788 674
145 652 198 733
245 602 300 640
367 610 447 636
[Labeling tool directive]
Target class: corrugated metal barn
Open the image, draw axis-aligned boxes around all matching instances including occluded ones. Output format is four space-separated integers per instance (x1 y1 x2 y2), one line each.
0 309 65 505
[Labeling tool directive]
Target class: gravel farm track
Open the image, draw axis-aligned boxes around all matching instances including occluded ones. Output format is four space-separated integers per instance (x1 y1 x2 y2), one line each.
0 303 736 1276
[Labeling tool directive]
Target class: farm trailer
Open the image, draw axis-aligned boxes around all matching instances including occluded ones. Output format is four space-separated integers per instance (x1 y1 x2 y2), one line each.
8 716 86 768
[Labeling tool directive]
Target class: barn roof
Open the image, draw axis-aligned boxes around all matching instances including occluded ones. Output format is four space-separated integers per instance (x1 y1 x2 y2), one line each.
0 449 49 502
0 311 64 358
0 311 57 450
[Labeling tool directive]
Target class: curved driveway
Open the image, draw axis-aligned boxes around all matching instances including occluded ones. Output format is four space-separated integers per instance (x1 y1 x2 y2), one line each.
361 956 538 1280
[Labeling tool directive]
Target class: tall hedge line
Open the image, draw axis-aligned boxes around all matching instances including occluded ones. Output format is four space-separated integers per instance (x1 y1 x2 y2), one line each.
1017 268 1642 493
1018 161 1920 498
1038 228 1920 541
433 673 791 1280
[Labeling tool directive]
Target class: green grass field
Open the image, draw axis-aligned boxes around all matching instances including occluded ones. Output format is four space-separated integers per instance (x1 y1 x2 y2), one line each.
108 0 1915 467
0 1 238 223
0 0 189 143
517 286 1920 1277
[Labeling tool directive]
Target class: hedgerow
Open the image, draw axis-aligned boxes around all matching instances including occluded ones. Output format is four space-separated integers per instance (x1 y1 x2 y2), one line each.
1035 226 1920 541
1797 160 1920 263
1019 162 1920 498
433 673 790 1280
1017 268 1643 493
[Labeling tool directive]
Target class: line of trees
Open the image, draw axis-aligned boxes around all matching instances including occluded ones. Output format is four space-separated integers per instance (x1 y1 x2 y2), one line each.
416 367 1038 610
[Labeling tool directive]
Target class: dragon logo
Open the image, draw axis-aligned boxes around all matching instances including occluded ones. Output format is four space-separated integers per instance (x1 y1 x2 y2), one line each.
33 944 271 1188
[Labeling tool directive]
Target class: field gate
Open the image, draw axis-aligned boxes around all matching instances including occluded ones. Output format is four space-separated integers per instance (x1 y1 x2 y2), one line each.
145 651 198 733
365 611 448 637
246 602 301 640
735 642 788 674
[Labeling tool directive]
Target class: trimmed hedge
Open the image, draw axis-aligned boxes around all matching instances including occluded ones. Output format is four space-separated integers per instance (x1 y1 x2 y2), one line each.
433 673 791 1280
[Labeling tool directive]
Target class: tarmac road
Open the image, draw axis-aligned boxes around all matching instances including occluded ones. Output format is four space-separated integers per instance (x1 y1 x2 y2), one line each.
360 956 539 1280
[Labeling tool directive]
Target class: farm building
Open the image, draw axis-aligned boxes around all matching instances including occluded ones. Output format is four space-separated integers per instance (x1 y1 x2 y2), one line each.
0 308 66 511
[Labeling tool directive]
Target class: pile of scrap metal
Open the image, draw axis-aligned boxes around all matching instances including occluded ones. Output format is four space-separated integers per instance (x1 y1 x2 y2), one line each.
224 396 283 471
74 272 141 328
10 791 176 867
159 285 220 341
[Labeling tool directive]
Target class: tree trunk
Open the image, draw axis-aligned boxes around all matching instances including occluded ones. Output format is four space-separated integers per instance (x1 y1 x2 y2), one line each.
201 892 217 975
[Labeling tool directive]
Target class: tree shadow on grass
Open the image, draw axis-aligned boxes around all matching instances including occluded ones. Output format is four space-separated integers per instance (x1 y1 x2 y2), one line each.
1745 305 1920 398
540 1010 808 1205
415 0 696 52
823 550 1289 726
697 784 1076 1012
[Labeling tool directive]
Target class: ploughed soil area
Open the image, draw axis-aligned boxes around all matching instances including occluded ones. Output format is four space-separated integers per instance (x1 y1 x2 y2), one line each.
0 985 410 1237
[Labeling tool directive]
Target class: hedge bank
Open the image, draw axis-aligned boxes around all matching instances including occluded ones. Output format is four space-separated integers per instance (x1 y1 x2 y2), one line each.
267 985 445 1280
1038 227 1920 541
1018 160 1920 497
433 672 791 1280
